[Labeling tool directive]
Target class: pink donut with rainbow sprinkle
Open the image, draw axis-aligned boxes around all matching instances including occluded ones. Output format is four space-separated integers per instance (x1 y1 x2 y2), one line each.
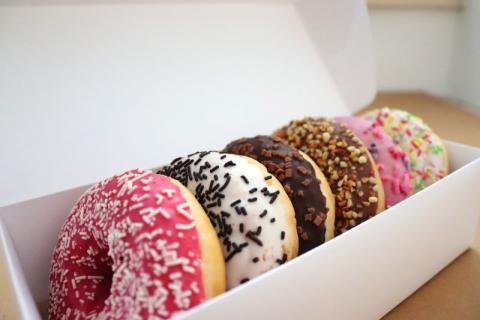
335 116 413 207
48 169 225 320
363 107 449 192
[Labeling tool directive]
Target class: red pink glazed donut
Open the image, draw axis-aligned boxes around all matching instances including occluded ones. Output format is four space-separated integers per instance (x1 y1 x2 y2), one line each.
334 116 413 207
48 169 225 320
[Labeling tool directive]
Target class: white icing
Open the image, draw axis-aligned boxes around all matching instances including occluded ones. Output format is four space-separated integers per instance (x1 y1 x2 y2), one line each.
161 152 294 289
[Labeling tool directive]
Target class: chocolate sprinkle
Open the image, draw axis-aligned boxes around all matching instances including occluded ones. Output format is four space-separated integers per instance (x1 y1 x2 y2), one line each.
230 199 241 207
276 253 288 265
259 210 268 218
221 211 231 217
245 230 263 246
224 160 236 168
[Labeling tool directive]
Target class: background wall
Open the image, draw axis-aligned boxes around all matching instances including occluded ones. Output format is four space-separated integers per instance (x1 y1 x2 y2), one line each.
369 8 460 96
448 0 480 114
369 1 480 113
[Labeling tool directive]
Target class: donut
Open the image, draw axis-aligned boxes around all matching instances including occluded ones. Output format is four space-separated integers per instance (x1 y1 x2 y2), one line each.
158 151 298 289
273 117 385 235
363 107 448 192
224 135 335 254
334 116 413 207
48 169 225 320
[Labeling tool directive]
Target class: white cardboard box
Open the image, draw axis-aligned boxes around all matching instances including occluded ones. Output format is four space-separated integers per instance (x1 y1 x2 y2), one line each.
1 1 479 319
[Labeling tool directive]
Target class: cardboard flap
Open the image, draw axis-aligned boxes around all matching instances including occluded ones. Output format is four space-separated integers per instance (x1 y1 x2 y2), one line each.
0 1 373 206
296 0 376 112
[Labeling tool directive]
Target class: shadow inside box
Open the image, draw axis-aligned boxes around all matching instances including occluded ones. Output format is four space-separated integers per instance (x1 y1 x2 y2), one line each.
37 300 48 319
382 242 480 320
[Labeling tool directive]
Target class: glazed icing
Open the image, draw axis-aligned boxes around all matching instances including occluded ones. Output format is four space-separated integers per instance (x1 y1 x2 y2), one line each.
274 117 384 235
159 151 297 289
49 169 204 320
363 108 447 192
335 116 412 207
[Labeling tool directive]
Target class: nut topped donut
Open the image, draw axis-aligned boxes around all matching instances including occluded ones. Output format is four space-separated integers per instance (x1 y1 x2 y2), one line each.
158 151 298 289
274 117 385 235
224 135 335 254
335 116 413 207
363 107 448 192
49 169 225 320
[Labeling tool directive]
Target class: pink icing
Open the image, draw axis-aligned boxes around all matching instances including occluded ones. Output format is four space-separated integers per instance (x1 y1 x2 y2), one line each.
335 116 413 207
49 169 205 319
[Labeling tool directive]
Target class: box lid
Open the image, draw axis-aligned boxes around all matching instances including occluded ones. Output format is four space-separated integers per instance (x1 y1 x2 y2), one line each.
0 0 375 206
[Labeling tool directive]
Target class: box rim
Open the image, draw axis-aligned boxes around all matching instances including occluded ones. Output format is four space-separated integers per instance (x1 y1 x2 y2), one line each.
1 139 479 319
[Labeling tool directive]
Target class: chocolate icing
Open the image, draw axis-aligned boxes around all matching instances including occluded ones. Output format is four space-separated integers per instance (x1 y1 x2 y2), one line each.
274 118 382 235
225 135 329 254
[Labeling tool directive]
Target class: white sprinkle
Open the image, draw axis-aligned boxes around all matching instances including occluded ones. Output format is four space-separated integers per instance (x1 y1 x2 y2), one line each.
155 193 164 205
170 272 182 280
182 265 195 274
128 201 143 211
153 264 165 275
128 171 150 184
161 188 176 199
132 193 149 202
175 221 196 230
176 202 193 221
140 177 153 185
190 282 200 294
139 207 171 219
136 229 163 242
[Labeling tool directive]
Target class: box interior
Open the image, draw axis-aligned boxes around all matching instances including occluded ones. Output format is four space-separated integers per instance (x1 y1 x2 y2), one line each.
0 226 22 320
1 141 480 319
180 140 480 319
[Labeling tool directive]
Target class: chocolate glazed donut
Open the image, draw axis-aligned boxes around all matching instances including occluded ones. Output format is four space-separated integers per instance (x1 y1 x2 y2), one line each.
225 135 335 254
274 118 385 235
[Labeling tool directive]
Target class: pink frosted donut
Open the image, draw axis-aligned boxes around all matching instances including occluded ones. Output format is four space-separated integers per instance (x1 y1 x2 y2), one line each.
363 108 448 192
48 169 225 319
335 116 413 207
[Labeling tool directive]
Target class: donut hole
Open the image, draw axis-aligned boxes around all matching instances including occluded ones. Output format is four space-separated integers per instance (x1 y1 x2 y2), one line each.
96 263 114 308
81 256 114 314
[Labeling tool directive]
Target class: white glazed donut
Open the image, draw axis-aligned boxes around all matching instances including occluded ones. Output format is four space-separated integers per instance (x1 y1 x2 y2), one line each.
158 151 298 289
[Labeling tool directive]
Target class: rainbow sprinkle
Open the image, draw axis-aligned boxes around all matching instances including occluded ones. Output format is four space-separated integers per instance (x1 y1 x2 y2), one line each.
364 107 447 192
